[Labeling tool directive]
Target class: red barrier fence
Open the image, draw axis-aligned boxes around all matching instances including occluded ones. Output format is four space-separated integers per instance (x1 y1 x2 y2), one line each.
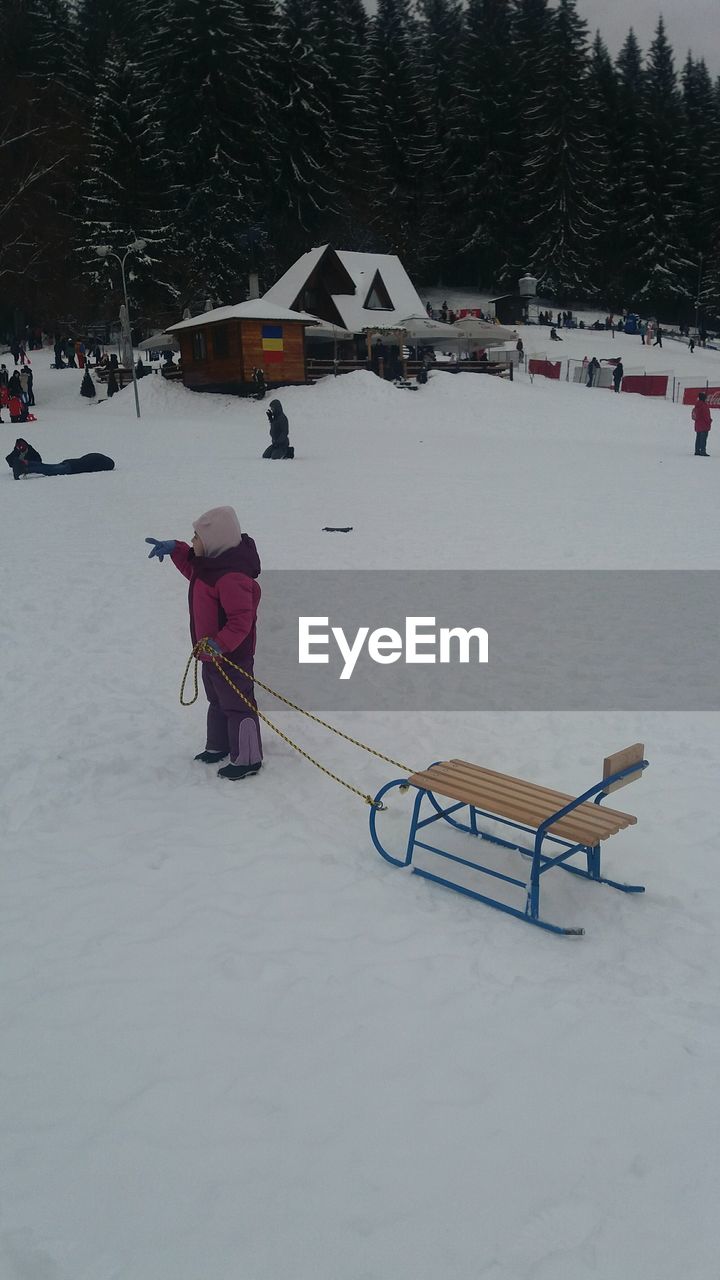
528 358 562 380
621 374 668 398
682 385 720 405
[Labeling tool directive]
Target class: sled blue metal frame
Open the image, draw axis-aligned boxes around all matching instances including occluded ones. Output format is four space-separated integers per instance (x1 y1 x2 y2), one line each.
370 754 649 936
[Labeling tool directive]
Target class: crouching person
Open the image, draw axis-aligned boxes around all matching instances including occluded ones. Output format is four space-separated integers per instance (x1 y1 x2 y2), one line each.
146 506 263 780
263 399 294 459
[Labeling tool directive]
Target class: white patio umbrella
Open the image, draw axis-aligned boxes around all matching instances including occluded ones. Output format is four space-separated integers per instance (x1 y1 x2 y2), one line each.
305 320 356 364
452 317 517 346
138 332 180 352
393 314 466 346
305 320 355 341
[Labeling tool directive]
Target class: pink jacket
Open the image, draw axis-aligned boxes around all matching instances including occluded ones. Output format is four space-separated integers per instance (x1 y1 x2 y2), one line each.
171 536 261 659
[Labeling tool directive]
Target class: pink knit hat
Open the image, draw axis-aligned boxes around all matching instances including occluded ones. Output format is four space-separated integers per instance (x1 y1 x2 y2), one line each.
193 506 242 557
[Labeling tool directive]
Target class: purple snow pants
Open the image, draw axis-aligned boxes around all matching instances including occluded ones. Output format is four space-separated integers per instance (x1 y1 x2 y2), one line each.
202 661 263 765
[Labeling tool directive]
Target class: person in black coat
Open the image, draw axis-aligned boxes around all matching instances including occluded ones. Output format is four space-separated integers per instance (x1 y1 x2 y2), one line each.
263 399 293 459
612 360 624 393
6 438 42 477
9 450 114 478
252 367 267 401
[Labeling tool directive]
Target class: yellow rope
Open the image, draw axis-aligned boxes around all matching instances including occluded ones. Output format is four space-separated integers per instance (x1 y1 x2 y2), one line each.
180 641 415 808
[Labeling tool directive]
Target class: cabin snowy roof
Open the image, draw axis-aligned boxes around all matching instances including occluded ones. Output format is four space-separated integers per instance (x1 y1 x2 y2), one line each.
167 299 320 333
263 245 428 333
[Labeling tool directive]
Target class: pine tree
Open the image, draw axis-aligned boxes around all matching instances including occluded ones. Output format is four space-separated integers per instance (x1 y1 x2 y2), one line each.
0 0 76 297
357 0 442 272
268 0 342 258
585 32 620 300
310 0 370 247
521 0 606 299
604 28 646 303
78 40 167 311
630 19 695 316
148 0 270 305
414 0 466 281
682 55 720 259
449 0 520 286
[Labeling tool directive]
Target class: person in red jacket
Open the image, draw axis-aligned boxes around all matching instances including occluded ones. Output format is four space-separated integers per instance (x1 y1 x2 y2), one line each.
146 506 263 780
692 392 712 456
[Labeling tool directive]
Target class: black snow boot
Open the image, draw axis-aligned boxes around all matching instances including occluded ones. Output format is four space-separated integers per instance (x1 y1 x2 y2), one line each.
217 762 263 781
195 749 229 764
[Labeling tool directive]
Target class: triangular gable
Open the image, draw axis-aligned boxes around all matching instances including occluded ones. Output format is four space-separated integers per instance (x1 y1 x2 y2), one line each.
268 245 357 328
362 270 394 311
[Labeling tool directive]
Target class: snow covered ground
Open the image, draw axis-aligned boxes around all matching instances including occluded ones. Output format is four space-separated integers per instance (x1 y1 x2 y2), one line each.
2 333 720 1280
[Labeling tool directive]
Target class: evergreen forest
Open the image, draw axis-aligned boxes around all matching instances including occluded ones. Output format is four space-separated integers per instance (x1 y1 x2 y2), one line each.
1 0 719 330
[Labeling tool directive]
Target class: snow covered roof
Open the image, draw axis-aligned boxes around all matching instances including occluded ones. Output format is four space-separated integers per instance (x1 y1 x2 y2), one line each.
167 299 320 333
262 245 428 334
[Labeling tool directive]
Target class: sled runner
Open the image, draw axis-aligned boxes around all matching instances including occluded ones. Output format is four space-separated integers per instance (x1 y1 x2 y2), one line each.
370 744 648 935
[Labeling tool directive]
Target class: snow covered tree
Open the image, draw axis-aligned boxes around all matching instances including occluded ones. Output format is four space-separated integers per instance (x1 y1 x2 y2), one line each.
682 55 720 261
0 0 76 296
413 0 467 280
356 0 442 271
629 19 695 316
309 0 371 247
77 40 168 311
267 0 342 258
147 0 272 305
448 0 521 286
521 0 606 298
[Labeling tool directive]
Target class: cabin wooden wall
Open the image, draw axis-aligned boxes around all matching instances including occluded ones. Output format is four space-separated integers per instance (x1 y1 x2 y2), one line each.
177 320 307 390
240 321 306 385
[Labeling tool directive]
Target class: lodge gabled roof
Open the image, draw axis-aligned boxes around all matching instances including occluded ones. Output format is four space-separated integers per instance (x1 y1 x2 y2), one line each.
263 245 427 334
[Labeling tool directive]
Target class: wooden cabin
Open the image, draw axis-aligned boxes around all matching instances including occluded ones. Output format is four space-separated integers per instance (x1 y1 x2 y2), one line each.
166 300 320 393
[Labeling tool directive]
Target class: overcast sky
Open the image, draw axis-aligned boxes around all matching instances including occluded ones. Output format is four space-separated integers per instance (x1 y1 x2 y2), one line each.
364 1 720 73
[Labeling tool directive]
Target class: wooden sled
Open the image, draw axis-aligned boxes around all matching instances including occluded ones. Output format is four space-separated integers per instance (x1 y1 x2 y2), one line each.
370 744 648 936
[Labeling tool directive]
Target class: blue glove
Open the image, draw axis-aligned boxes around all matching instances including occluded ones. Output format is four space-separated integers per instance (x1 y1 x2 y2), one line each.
201 637 223 656
145 538 176 562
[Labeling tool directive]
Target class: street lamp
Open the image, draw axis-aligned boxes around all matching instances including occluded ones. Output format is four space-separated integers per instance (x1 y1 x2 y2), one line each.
95 239 147 419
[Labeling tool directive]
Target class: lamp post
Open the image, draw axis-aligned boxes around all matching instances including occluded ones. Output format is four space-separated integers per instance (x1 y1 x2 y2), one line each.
95 239 147 419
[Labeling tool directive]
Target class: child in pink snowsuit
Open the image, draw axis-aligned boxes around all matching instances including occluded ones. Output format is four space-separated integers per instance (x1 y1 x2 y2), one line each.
146 506 263 780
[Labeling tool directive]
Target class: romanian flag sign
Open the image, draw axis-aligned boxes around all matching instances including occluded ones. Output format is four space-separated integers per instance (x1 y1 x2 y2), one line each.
262 324 284 364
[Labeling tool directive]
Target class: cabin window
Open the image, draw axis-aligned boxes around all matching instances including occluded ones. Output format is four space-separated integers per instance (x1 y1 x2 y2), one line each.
363 270 394 311
212 326 229 359
192 330 207 361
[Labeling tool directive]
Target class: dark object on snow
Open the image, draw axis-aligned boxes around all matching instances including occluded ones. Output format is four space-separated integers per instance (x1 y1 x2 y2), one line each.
6 438 42 477
194 749 229 763
81 367 96 398
263 399 293 458
107 369 119 397
252 367 267 400
322 527 353 532
18 453 115 477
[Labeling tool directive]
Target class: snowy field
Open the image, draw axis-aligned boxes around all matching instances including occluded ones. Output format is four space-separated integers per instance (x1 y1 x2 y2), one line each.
2 332 720 1280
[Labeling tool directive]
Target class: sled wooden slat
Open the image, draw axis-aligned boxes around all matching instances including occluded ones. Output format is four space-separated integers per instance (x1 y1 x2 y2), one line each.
408 761 636 845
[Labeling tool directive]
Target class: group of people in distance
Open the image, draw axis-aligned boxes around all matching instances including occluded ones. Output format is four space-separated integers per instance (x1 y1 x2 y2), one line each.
0 363 35 423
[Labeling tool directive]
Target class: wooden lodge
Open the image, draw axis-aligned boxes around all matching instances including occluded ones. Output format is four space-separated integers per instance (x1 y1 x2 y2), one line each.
166 299 320 394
